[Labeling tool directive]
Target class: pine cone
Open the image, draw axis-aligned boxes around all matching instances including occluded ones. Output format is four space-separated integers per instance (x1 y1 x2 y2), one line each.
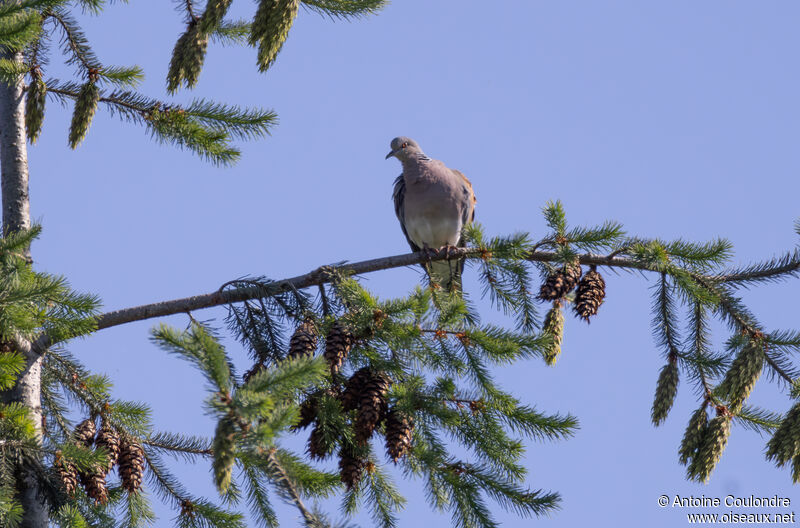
199 0 234 33
250 0 300 72
688 413 731 483
167 21 208 91
68 82 99 149
80 469 108 505
324 320 353 375
338 447 366 490
651 360 679 426
212 418 237 493
288 319 318 360
766 402 800 467
542 300 564 366
355 371 392 444
167 25 193 92
292 394 318 430
717 340 764 412
119 438 145 493
679 406 709 465
538 261 582 301
564 261 582 290
55 453 79 497
307 421 333 460
384 410 414 463
25 76 46 144
182 22 209 89
95 423 121 474
340 367 372 411
573 267 605 321
73 418 96 447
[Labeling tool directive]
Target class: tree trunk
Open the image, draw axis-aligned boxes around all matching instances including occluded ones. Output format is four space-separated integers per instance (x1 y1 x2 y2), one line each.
0 52 30 237
0 49 47 528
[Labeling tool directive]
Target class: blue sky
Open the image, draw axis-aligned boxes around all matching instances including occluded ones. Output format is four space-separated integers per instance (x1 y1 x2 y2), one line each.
28 1 800 526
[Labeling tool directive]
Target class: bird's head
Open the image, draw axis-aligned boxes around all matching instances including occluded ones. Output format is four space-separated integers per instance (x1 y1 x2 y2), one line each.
385 136 424 162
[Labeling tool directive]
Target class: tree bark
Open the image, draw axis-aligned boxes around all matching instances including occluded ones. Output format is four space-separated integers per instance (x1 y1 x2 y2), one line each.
0 49 47 528
0 52 30 237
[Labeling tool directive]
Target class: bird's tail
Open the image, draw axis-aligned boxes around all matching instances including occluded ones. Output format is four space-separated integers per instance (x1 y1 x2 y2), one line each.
426 258 464 294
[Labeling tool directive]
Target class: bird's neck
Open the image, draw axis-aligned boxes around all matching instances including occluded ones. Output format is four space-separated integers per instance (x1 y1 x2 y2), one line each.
401 153 431 172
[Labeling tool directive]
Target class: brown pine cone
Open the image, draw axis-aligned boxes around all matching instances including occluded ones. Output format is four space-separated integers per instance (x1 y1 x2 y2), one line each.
292 394 318 431
80 469 108 505
95 423 121 474
539 261 582 300
355 371 392 444
307 421 333 460
324 320 353 375
288 318 318 360
119 438 145 493
384 409 414 463
338 447 366 490
73 418 96 447
573 267 606 321
340 367 372 411
55 453 79 497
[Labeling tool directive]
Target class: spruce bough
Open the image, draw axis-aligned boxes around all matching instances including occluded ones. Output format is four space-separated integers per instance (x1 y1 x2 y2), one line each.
5 209 800 526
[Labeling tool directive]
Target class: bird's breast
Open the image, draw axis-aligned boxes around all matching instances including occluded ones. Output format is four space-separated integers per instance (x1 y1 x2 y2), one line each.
405 215 462 249
403 185 463 248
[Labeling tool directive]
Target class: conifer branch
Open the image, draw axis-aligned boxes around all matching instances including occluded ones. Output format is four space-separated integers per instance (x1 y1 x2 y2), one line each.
144 433 212 458
46 81 276 164
31 244 782 355
689 274 794 385
260 446 326 528
763 350 795 386
713 250 800 287
686 303 718 402
654 273 681 361
734 405 782 433
142 448 244 526
691 274 758 335
45 8 98 73
34 249 653 349
183 0 199 22
301 0 388 20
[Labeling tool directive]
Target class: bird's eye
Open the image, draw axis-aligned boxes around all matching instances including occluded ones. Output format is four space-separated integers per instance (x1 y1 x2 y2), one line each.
402 142 408 148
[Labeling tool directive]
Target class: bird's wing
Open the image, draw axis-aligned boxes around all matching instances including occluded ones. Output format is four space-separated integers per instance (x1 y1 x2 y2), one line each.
392 174 421 252
451 168 476 248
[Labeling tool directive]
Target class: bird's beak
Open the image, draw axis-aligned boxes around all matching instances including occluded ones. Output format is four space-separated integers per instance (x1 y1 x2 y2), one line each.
385 149 397 160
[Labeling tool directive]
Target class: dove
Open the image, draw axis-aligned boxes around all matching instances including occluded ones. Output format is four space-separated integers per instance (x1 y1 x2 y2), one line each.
386 136 476 291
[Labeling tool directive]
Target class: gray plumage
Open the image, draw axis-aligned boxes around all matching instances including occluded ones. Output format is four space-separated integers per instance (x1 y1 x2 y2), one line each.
386 136 476 291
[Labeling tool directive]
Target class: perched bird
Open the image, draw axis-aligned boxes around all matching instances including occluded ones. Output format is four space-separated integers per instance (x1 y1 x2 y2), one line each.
386 136 476 291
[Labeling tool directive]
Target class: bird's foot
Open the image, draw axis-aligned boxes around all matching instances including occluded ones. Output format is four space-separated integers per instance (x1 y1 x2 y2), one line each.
441 244 461 260
421 244 439 262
